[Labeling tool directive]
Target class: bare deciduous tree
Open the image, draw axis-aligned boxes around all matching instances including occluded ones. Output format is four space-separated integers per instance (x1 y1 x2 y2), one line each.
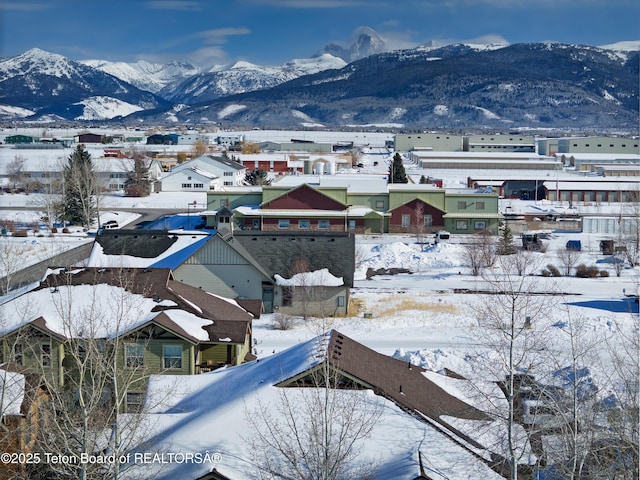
1 270 163 480
557 246 582 276
246 344 382 480
463 231 497 276
7 155 26 191
470 255 557 479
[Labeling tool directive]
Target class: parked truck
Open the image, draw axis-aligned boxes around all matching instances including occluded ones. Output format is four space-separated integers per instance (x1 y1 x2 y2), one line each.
521 232 541 250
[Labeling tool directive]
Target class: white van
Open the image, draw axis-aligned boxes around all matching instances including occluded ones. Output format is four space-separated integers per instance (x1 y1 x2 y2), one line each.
434 230 450 244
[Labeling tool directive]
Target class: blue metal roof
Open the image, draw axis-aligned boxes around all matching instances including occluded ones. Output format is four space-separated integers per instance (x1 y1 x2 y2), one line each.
149 234 213 269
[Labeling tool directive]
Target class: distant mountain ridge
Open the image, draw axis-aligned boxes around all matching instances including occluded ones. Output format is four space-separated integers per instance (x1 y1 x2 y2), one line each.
134 42 639 130
0 36 638 129
0 48 169 120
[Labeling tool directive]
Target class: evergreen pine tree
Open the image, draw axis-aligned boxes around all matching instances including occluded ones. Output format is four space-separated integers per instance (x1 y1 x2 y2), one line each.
388 153 408 184
497 224 517 255
62 145 96 227
244 169 272 186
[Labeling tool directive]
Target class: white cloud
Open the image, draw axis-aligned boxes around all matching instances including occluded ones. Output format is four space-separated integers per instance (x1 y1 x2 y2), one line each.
145 0 202 10
197 27 252 45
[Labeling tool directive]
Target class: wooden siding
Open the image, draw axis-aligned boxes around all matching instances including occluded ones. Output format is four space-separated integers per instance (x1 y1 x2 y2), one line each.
389 199 445 228
184 237 250 265
175 263 264 299
263 185 346 210
277 286 349 317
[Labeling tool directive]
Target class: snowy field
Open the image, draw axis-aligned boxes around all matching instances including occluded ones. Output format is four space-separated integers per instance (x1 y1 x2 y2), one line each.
251 232 638 399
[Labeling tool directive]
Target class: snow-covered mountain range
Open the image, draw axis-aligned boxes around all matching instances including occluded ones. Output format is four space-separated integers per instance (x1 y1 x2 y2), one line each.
1 29 638 128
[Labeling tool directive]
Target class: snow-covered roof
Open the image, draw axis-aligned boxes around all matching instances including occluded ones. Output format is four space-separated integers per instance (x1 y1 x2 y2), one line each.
0 268 251 343
412 151 554 161
275 268 344 287
88 230 212 269
233 205 383 218
273 173 389 192
122 332 504 480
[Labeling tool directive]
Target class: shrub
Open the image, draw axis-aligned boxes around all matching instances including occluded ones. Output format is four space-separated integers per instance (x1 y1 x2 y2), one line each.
12 229 28 237
545 264 561 277
599 269 609 277
272 313 296 331
575 264 600 278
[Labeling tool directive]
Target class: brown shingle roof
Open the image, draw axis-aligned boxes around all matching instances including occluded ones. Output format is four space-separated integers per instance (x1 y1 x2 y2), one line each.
35 268 253 344
325 330 489 424
167 280 253 322
202 319 250 344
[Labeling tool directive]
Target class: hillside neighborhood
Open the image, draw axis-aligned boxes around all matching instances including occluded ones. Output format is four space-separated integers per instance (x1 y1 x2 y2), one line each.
0 128 638 479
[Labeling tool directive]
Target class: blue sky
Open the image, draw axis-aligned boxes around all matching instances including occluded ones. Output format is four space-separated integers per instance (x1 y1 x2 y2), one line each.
1 0 638 67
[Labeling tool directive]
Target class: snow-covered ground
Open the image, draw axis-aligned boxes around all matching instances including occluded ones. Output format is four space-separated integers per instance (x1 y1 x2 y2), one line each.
251 233 638 396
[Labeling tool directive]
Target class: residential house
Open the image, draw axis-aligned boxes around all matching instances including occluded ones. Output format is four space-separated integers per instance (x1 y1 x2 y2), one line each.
161 166 217 192
0 267 255 412
88 229 354 316
123 330 511 480
161 155 246 191
0 147 163 193
0 366 51 478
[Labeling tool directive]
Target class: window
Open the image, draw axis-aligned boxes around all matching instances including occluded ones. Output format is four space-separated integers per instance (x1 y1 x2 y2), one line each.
375 200 385 208
337 296 345 307
181 183 192 189
401 214 411 227
318 220 330 229
282 286 293 306
456 220 469 230
126 392 144 413
224 181 233 186
125 344 144 368
423 214 433 227
474 221 487 230
14 343 23 365
41 342 51 367
457 201 466 209
224 171 234 176
278 219 290 229
348 220 356 229
476 201 485 210
163 345 182 369
298 220 310 230
194 183 204 189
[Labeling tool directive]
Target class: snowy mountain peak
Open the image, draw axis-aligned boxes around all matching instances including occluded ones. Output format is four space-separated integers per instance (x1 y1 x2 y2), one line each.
81 58 200 94
323 26 388 62
0 48 82 82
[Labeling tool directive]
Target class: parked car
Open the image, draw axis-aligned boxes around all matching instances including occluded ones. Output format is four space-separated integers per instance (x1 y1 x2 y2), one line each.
100 220 119 230
566 240 582 251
